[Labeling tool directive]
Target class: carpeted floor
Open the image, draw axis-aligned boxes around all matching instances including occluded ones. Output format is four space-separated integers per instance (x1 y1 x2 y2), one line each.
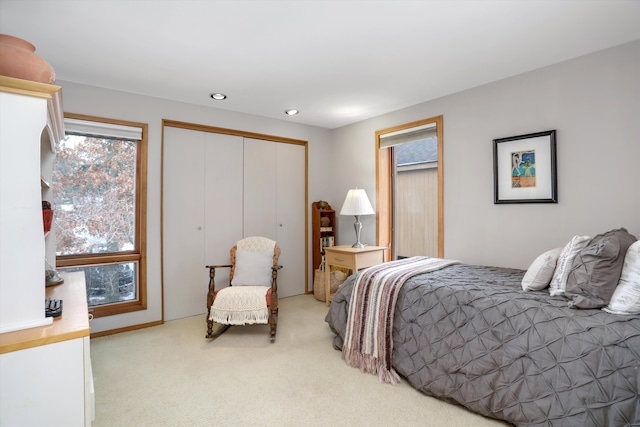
90 294 509 427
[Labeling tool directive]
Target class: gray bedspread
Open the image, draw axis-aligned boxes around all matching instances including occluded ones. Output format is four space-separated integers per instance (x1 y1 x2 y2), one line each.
325 263 640 426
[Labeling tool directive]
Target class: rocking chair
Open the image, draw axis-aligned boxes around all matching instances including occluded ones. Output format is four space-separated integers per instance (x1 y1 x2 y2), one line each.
205 236 282 342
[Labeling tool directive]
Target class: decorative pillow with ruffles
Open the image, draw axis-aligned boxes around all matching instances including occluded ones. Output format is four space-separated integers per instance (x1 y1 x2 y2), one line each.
549 235 591 297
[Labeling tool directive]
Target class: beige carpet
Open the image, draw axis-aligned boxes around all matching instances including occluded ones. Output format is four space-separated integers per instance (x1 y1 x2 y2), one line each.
90 295 510 427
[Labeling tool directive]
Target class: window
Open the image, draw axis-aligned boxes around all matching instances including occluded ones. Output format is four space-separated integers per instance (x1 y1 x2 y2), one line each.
54 113 148 318
392 136 439 258
376 116 444 261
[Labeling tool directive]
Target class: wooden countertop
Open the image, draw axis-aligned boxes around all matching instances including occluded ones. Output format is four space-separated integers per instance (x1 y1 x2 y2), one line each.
0 272 90 354
324 245 388 254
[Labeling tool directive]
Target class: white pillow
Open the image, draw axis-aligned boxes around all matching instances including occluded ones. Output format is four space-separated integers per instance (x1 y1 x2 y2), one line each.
232 250 274 286
603 241 640 314
549 235 591 296
522 247 562 291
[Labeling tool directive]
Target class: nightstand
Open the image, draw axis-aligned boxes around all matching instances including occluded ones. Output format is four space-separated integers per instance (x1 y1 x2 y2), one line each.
324 245 387 306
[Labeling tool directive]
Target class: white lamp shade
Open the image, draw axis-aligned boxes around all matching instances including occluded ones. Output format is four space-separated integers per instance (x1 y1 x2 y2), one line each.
340 189 374 216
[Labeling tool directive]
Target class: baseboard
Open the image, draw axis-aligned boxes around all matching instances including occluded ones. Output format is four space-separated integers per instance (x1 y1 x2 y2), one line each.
90 320 163 338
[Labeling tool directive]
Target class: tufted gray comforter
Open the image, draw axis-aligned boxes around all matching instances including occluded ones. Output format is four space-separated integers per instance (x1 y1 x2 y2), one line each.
325 264 640 426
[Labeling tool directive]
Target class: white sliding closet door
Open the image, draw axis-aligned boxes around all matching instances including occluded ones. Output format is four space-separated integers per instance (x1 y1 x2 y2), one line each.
243 138 305 297
163 127 205 321
276 143 306 298
163 128 243 321
203 132 244 285
243 138 277 240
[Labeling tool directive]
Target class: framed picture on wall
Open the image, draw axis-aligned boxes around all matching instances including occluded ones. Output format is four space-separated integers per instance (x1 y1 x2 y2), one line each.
493 130 557 204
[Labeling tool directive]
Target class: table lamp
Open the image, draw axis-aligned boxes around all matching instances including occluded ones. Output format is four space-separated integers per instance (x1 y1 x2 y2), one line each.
340 188 374 248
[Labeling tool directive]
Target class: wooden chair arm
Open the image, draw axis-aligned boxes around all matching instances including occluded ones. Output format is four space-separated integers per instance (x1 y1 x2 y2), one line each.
206 264 232 270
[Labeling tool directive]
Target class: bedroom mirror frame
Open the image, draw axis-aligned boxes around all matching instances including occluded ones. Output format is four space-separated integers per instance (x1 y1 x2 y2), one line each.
375 115 444 261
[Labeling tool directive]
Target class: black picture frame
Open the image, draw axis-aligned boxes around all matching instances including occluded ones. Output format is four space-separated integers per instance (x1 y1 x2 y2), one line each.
493 130 557 204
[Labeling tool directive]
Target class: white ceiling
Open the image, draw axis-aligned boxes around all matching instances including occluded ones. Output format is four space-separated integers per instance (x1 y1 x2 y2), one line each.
2 0 639 129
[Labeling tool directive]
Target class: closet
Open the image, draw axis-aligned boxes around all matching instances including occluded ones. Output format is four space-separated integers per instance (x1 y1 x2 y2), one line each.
162 123 307 321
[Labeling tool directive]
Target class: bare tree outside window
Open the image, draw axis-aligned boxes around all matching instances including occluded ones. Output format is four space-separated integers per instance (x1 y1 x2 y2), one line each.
55 135 136 255
53 114 147 318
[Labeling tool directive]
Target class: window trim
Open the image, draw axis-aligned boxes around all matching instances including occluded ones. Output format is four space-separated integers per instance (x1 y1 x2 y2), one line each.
57 113 148 318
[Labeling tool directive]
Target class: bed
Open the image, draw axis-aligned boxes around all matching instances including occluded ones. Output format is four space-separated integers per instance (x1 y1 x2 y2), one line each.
325 235 640 426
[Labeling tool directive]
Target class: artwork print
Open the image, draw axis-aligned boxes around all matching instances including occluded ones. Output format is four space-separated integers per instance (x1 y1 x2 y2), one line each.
511 150 535 188
493 130 556 204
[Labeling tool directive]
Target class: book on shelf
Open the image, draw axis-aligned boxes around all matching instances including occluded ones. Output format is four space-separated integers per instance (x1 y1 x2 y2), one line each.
320 235 334 252
320 226 333 232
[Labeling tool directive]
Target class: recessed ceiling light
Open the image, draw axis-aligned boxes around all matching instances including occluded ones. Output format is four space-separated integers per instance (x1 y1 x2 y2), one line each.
210 93 227 100
285 109 299 116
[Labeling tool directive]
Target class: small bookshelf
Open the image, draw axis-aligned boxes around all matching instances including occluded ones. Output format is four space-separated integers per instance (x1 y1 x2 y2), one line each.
312 201 336 274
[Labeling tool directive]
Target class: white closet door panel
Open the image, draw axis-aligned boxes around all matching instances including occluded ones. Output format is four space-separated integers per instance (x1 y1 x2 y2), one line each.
204 132 244 289
163 127 205 321
276 143 306 298
243 138 277 239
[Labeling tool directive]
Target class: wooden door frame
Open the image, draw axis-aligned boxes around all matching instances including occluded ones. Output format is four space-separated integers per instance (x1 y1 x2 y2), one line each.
375 115 444 261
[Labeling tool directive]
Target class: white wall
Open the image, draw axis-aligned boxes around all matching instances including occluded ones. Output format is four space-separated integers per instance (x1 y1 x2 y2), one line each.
59 82 332 333
330 40 640 269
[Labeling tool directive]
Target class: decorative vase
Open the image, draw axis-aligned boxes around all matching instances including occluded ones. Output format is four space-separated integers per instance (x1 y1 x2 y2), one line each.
0 34 56 84
42 209 54 233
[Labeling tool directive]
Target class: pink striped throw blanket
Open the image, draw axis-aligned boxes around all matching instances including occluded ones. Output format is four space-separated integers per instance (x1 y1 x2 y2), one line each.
342 256 459 384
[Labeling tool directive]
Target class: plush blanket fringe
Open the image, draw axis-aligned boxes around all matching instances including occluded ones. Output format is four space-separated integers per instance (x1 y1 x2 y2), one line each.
343 348 401 384
210 286 270 325
210 307 269 325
